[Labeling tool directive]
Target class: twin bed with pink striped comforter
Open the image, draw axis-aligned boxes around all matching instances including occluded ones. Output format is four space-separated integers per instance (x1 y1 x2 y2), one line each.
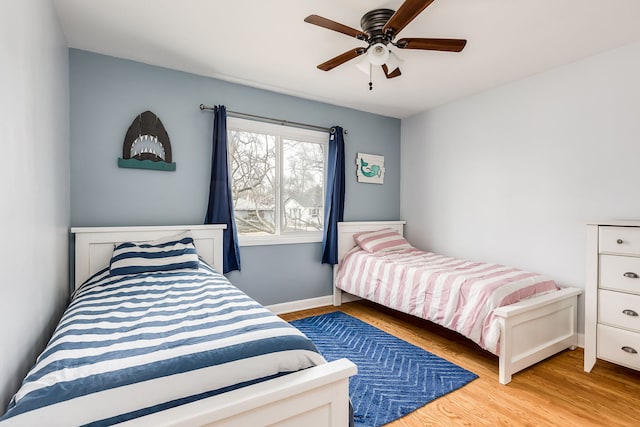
335 246 559 355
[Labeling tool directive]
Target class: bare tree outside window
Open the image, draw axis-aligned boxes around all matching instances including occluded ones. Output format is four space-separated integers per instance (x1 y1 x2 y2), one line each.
283 139 324 233
228 118 327 239
229 129 276 235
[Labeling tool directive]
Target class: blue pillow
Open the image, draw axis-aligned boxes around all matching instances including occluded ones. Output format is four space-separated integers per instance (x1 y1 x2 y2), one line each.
109 232 199 276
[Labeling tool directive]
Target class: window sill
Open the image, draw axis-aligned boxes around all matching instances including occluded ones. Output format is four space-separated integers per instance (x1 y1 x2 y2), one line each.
239 234 323 247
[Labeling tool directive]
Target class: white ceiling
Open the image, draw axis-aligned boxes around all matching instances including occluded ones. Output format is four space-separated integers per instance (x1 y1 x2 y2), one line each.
53 0 640 119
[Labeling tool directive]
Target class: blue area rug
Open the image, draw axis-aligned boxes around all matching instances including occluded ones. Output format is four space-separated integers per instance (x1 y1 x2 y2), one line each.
291 311 478 427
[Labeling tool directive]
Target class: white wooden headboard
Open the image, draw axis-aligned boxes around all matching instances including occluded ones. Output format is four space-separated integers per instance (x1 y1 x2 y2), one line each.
333 221 406 305
71 225 227 291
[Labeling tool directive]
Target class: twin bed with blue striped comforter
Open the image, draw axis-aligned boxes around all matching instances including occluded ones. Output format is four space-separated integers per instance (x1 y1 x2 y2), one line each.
1 233 325 425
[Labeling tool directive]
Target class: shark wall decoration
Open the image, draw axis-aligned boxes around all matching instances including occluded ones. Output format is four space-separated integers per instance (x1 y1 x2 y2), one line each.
118 110 176 171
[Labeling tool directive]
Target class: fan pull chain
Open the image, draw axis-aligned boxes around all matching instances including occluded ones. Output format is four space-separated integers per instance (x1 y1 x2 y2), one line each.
369 63 373 91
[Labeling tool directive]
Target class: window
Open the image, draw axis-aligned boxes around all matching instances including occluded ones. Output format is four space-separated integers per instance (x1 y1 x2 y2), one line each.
227 117 328 245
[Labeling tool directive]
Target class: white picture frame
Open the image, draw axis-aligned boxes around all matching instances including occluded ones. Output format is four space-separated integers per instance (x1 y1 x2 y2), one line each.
356 153 385 184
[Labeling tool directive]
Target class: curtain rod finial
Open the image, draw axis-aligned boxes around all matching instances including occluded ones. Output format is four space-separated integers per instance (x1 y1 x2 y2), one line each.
331 127 348 135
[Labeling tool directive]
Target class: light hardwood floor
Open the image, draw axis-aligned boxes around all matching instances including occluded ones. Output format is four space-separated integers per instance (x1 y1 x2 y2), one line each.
280 300 640 427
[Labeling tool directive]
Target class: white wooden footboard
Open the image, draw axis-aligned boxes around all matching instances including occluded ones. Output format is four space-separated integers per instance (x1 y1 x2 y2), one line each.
3 359 356 427
494 287 581 384
120 359 356 427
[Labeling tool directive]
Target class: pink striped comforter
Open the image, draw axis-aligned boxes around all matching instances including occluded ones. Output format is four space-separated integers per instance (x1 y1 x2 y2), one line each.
335 248 559 355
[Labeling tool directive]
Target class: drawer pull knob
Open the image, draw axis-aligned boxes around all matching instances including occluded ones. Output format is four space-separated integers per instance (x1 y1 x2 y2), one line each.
623 309 639 317
622 346 638 354
617 239 624 244
623 272 639 279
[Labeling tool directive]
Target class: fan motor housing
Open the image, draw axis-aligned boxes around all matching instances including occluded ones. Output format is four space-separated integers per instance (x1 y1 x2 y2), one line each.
360 9 394 44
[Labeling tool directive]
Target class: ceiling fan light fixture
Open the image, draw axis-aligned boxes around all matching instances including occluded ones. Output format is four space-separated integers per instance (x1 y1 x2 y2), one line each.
385 50 402 73
367 42 389 66
355 55 371 75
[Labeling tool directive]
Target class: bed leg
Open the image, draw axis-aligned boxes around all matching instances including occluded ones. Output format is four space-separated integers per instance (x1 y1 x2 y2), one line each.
498 318 512 385
498 354 512 385
499 372 512 385
333 288 342 306
570 345 577 351
332 266 342 306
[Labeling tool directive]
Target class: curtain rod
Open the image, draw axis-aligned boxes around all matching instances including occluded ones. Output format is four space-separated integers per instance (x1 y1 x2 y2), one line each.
199 104 346 134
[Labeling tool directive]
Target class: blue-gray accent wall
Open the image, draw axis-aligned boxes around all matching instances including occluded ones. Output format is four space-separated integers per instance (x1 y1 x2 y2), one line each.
70 49 400 305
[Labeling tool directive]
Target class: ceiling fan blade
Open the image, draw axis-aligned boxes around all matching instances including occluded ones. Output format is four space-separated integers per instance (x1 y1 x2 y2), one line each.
396 38 467 52
304 15 366 40
317 48 365 71
382 65 402 79
382 0 435 37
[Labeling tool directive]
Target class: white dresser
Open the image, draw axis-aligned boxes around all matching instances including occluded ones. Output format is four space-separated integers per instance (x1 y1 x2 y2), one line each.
585 221 640 372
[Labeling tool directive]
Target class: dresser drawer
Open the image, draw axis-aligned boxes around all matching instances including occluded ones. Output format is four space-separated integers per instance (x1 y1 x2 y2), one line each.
599 255 640 294
600 226 640 255
599 290 640 332
597 324 640 370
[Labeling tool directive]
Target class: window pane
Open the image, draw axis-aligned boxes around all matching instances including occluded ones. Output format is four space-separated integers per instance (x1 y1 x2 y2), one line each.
229 130 276 235
282 139 324 233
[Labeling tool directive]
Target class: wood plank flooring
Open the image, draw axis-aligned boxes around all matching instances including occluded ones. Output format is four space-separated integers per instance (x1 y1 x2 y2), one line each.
279 300 640 427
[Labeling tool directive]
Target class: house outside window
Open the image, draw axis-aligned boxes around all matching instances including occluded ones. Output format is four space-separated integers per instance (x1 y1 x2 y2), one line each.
227 117 328 246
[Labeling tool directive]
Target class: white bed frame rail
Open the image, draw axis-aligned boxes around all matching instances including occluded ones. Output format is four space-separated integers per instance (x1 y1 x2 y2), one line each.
333 221 581 385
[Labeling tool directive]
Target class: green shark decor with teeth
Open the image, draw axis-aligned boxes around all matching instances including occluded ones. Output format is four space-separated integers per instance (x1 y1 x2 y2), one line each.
118 110 176 171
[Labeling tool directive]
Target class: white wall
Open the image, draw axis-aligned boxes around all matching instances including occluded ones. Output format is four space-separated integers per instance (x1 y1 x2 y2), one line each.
0 0 70 409
401 40 640 334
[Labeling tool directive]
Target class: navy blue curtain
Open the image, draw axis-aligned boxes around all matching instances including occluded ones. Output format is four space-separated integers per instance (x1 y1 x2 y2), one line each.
204 105 241 273
321 126 345 265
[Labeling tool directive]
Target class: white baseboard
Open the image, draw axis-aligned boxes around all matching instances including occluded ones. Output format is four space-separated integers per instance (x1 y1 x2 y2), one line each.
267 292 363 314
266 295 333 315
577 333 584 349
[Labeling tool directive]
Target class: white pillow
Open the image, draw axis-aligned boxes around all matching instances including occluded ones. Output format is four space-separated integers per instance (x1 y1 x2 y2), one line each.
109 232 199 276
353 228 413 253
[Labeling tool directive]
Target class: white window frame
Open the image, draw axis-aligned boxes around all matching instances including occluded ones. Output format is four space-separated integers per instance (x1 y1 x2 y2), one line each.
227 117 328 246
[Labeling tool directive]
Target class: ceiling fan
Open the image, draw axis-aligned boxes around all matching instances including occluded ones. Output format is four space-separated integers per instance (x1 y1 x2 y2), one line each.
304 0 466 88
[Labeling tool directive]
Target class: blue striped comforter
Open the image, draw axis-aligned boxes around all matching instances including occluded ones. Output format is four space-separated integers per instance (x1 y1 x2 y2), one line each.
2 260 325 425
